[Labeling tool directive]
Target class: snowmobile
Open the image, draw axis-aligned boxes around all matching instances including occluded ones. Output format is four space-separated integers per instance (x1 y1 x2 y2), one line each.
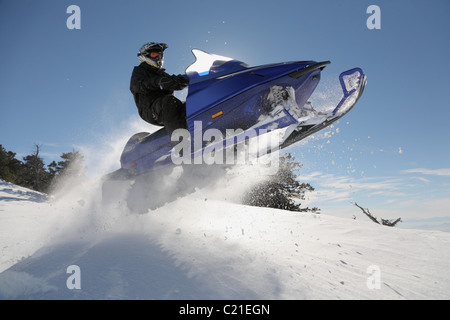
102 49 366 212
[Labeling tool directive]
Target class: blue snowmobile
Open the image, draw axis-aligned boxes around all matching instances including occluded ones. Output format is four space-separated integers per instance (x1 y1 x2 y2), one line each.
102 49 366 212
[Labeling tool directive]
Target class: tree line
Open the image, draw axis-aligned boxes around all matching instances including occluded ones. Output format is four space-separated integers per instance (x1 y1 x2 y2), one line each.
0 144 85 194
2 142 319 213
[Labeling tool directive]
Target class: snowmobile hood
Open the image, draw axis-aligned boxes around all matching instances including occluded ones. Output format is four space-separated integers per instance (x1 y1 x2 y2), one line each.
185 49 329 119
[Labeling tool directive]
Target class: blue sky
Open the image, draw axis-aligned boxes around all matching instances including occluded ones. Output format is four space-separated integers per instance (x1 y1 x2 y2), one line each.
1 0 449 223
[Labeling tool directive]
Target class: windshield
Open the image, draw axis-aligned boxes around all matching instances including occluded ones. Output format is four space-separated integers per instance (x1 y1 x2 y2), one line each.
185 49 250 82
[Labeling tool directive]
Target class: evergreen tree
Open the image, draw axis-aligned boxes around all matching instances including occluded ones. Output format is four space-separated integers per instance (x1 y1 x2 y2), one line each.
242 153 319 213
1 144 87 194
0 144 24 184
21 144 51 192
48 150 87 194
48 150 85 178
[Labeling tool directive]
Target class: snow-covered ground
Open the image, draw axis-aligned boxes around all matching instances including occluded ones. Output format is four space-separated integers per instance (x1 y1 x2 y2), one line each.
1 177 449 300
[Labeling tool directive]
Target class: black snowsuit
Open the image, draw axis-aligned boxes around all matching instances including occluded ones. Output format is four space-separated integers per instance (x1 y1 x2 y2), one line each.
130 62 187 136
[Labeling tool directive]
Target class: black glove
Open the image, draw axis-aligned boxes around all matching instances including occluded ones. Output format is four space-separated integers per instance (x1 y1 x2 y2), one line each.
159 74 189 91
175 74 189 87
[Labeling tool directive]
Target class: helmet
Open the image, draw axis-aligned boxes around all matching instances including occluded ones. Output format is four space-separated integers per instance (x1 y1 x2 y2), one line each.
137 42 168 69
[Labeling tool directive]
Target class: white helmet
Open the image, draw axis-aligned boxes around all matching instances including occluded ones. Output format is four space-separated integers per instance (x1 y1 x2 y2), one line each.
137 42 168 69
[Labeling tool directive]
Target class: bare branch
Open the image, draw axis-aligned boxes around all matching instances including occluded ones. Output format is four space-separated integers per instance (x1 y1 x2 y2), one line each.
354 202 379 224
353 202 401 227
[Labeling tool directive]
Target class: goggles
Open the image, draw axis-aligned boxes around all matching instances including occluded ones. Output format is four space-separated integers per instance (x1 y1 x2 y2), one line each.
148 51 162 59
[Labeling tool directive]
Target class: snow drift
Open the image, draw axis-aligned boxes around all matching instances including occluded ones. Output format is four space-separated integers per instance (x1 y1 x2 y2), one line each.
1 176 450 300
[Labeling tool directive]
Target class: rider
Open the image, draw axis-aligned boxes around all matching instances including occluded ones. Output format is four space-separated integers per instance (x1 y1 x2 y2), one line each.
130 42 189 137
